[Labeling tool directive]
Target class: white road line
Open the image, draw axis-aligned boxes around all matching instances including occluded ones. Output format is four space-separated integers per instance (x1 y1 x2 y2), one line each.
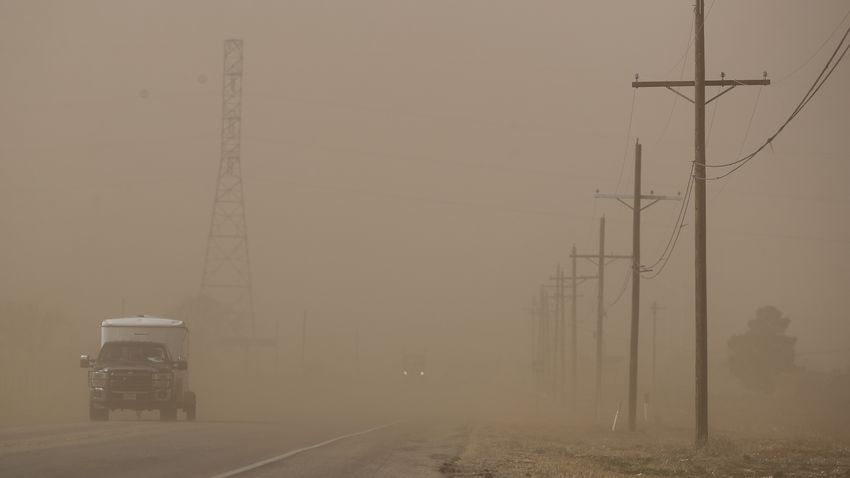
208 421 399 478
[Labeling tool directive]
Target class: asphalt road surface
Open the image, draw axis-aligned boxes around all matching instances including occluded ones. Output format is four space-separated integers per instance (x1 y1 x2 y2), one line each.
0 417 468 477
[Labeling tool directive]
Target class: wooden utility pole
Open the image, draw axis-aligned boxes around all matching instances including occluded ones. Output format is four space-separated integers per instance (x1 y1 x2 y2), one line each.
597 140 679 432
530 296 537 378
571 218 630 420
629 141 642 433
540 285 553 398
530 296 545 395
547 267 562 404
595 220 605 420
631 0 769 447
651 301 666 409
355 322 360 377
536 291 547 393
570 246 578 408
546 266 569 405
693 1 709 448
550 258 596 409
558 264 566 405
301 310 308 373
275 319 281 376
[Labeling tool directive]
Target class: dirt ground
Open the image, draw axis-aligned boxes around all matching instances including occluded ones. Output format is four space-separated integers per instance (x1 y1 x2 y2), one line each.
441 421 850 478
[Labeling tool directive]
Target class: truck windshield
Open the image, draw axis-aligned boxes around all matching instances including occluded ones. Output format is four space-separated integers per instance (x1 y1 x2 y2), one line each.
97 342 170 364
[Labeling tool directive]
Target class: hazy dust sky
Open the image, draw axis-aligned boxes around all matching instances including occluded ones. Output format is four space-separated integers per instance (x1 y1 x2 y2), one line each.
1 1 848 374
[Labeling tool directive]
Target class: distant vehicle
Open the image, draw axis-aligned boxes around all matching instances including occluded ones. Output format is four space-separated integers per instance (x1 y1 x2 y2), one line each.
402 353 426 378
79 316 196 421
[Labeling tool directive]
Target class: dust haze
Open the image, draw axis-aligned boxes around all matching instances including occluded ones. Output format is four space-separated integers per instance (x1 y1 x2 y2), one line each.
1 1 849 476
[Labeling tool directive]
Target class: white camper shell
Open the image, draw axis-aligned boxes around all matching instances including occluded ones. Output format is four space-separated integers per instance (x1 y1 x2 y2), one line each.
101 317 189 360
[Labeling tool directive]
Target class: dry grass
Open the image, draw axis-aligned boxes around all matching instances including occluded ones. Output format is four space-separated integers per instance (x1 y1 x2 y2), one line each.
441 421 850 478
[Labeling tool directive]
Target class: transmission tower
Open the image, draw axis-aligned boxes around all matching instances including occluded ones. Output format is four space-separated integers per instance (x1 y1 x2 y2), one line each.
201 39 255 333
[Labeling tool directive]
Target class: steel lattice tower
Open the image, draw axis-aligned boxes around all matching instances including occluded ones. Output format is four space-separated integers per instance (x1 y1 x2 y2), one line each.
201 39 255 333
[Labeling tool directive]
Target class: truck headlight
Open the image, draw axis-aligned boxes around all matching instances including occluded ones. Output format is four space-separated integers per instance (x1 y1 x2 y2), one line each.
90 371 108 388
152 372 173 388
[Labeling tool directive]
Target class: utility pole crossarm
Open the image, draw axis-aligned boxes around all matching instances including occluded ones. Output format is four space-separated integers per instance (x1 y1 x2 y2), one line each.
595 193 681 201
633 77 769 105
549 275 598 281
632 79 770 88
596 192 680 212
571 253 631 259
541 284 584 298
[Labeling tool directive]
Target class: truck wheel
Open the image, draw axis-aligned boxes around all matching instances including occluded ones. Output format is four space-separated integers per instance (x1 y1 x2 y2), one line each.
89 406 109 421
184 391 197 421
159 406 177 421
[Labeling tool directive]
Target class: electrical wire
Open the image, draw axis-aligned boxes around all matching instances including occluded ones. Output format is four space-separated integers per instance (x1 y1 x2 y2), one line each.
246 134 608 182
699 23 850 179
644 166 693 270
642 165 695 280
583 197 599 248
615 90 638 193
709 85 763 203
607 266 632 308
656 9 696 146
663 0 717 77
663 11 696 78
257 178 591 218
702 38 849 179
706 86 720 142
738 87 764 155
775 8 850 84
619 1 714 196
647 42 842 275
796 347 850 357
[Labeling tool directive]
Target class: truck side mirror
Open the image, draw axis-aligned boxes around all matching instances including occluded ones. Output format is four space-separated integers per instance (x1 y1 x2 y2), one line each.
173 360 188 371
79 354 92 368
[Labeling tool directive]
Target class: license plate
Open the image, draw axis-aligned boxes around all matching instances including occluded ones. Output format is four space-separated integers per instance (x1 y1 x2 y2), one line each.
124 393 136 400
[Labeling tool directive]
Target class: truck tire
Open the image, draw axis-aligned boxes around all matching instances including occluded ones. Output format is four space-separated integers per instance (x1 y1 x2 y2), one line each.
159 406 177 421
184 391 197 421
89 406 109 421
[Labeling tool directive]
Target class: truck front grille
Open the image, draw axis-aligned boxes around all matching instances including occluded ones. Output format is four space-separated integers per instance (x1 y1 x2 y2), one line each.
109 370 153 391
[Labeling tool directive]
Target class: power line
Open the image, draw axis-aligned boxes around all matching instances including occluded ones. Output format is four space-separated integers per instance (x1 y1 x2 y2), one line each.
642 166 694 280
663 9 696 77
721 189 850 206
796 347 850 357
775 8 850 83
656 9 696 146
244 134 611 183
244 92 571 136
662 0 717 77
615 89 638 193
606 266 631 308
706 86 720 142
711 228 850 245
736 87 764 157
257 178 592 219
709 84 764 203
700 23 850 180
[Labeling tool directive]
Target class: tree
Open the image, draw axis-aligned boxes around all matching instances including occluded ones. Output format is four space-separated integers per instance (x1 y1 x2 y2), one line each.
728 305 796 393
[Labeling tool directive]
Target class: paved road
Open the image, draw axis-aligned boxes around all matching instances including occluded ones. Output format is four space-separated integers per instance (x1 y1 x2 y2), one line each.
0 417 468 477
